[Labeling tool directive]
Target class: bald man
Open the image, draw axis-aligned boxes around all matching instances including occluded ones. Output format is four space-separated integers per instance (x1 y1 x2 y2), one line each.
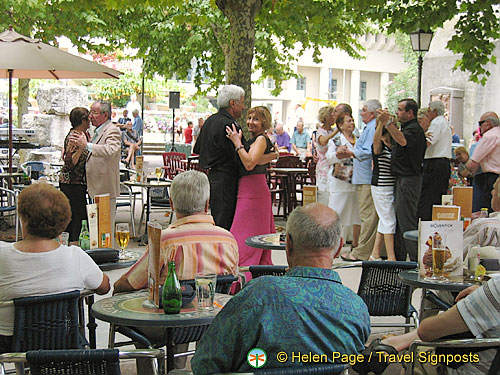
192 203 370 374
464 111 500 212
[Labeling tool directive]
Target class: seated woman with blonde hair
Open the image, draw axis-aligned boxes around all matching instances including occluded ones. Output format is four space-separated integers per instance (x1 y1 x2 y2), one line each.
0 183 110 353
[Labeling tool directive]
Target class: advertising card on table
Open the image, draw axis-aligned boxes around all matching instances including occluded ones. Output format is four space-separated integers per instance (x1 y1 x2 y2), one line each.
147 221 163 307
432 205 461 221
95 194 112 248
302 185 317 206
419 221 463 277
86 203 99 249
452 186 473 218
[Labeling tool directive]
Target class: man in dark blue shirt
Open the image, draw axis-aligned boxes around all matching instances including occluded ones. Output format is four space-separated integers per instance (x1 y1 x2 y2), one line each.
191 203 371 374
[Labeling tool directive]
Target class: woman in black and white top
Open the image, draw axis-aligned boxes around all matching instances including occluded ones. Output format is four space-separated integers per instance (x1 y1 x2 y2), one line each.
369 111 397 261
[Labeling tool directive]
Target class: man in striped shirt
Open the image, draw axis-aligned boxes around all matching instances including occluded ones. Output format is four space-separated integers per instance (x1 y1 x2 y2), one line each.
114 170 239 293
113 170 238 374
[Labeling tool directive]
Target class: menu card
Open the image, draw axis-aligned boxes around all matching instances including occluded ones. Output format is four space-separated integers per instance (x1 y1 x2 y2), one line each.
147 221 163 307
136 156 144 182
95 194 112 248
302 185 317 206
418 221 463 277
452 186 473 218
86 203 99 249
432 205 461 221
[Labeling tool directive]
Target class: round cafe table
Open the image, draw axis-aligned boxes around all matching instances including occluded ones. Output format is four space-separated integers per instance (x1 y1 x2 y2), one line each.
245 233 286 251
92 290 230 372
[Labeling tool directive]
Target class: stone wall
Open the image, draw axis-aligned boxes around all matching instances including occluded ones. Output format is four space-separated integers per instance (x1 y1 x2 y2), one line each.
36 85 88 115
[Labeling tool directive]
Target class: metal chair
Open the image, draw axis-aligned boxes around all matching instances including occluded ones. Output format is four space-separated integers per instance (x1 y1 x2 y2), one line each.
406 338 500 375
249 265 288 279
12 290 85 352
116 183 136 237
0 187 18 240
0 348 164 375
161 152 186 179
356 261 419 332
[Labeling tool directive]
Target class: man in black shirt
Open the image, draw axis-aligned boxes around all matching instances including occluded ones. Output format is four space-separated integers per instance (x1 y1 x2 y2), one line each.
193 85 246 230
382 99 426 261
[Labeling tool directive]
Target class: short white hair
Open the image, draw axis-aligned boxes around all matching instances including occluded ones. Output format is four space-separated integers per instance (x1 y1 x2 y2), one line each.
217 85 245 109
170 171 210 215
429 101 445 116
364 99 382 113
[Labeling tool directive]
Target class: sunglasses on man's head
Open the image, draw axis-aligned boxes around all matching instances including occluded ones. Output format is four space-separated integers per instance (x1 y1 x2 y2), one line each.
478 120 488 126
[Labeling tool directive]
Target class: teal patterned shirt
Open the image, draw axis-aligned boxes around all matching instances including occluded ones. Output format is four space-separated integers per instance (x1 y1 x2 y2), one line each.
191 266 370 374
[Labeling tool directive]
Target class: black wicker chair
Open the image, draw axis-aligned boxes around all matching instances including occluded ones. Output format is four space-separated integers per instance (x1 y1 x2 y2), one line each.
12 290 85 352
254 363 348 374
249 265 288 279
0 348 164 375
357 261 419 332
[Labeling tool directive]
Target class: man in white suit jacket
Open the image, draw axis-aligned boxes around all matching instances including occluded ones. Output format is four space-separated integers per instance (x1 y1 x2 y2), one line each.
70 100 121 243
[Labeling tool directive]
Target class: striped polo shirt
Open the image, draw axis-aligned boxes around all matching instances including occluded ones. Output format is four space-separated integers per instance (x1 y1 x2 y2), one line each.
126 215 238 289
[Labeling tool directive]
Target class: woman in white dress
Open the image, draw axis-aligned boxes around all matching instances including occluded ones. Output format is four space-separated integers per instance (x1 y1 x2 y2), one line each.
315 106 340 205
326 113 361 248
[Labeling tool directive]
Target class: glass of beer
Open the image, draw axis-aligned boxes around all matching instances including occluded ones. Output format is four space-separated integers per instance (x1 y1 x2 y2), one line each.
116 223 131 259
430 233 447 280
155 167 162 183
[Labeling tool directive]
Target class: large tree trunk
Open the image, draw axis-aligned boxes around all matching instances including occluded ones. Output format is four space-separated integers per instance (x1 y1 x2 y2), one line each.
216 0 262 126
17 78 30 128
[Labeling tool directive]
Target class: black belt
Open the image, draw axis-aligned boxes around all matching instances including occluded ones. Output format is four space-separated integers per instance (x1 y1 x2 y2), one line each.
424 157 449 161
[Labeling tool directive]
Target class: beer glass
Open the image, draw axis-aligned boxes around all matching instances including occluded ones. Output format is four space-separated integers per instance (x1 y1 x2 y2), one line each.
115 223 131 259
155 167 162 182
429 233 447 280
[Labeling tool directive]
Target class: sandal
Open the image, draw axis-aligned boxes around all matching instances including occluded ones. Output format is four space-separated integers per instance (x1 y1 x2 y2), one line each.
340 252 360 262
369 255 383 261
352 338 398 374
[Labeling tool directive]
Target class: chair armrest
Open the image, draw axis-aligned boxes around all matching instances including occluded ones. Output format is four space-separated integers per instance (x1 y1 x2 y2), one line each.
410 338 500 351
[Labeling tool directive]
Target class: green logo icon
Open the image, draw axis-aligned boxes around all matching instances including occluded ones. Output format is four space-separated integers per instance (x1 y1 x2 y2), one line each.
247 348 267 369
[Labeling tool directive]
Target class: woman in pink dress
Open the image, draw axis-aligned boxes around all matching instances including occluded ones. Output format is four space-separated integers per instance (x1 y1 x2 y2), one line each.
225 106 279 270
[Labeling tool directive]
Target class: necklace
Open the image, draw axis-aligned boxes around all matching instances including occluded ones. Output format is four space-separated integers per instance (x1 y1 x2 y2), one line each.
345 133 356 145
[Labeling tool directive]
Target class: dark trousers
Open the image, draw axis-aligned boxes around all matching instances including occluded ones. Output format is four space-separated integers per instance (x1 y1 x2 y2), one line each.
208 170 238 231
59 183 88 242
472 172 499 213
395 175 422 262
417 158 451 221
0 334 12 354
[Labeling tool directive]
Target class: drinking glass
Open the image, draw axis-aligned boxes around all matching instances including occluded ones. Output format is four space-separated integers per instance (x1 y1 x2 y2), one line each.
155 167 162 183
195 273 217 311
115 223 131 259
427 233 447 281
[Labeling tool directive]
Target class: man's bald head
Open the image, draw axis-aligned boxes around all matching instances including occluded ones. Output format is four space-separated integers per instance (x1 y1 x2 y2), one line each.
286 203 342 262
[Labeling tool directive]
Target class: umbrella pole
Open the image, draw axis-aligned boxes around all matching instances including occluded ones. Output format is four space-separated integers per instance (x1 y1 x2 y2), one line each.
8 69 13 175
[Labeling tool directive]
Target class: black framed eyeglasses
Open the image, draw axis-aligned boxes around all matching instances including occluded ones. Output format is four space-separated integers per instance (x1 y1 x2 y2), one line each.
478 120 488 126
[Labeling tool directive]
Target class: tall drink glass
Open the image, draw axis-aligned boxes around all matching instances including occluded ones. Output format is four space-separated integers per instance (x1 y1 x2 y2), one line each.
116 223 131 259
429 233 447 281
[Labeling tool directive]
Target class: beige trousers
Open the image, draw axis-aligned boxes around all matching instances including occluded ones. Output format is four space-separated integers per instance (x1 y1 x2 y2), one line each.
351 184 379 260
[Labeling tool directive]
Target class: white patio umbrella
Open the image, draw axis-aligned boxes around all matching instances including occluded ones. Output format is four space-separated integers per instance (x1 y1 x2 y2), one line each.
0 27 122 172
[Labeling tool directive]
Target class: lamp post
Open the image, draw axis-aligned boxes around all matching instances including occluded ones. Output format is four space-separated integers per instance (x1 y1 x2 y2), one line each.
410 30 433 107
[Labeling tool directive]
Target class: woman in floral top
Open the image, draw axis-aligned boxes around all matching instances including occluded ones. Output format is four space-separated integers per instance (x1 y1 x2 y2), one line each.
59 107 90 242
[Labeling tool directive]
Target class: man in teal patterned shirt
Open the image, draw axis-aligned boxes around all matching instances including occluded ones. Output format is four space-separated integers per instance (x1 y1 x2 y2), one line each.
191 203 370 374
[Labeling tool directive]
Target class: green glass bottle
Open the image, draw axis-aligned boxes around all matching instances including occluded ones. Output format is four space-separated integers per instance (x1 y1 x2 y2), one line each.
78 220 90 250
162 261 182 314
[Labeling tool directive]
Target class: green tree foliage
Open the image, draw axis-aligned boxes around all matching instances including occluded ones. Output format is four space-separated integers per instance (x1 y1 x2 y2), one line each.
355 0 500 85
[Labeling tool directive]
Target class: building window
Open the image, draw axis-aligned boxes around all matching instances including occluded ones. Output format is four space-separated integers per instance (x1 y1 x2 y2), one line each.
267 77 275 89
328 77 337 100
296 76 306 91
360 81 367 101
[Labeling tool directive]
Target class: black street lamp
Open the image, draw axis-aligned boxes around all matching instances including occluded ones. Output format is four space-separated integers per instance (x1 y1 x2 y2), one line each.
410 30 433 107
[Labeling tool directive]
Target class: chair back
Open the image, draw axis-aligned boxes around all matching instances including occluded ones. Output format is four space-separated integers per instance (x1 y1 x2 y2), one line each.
357 261 417 317
276 156 302 168
249 265 288 279
162 152 186 179
27 349 121 375
12 290 83 351
181 274 238 295
305 157 316 185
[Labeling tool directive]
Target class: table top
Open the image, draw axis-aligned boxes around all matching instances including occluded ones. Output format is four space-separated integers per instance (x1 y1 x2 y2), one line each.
245 233 286 251
92 290 228 327
98 250 141 271
0 172 23 178
124 180 171 188
403 230 418 242
269 168 308 173
399 270 480 292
